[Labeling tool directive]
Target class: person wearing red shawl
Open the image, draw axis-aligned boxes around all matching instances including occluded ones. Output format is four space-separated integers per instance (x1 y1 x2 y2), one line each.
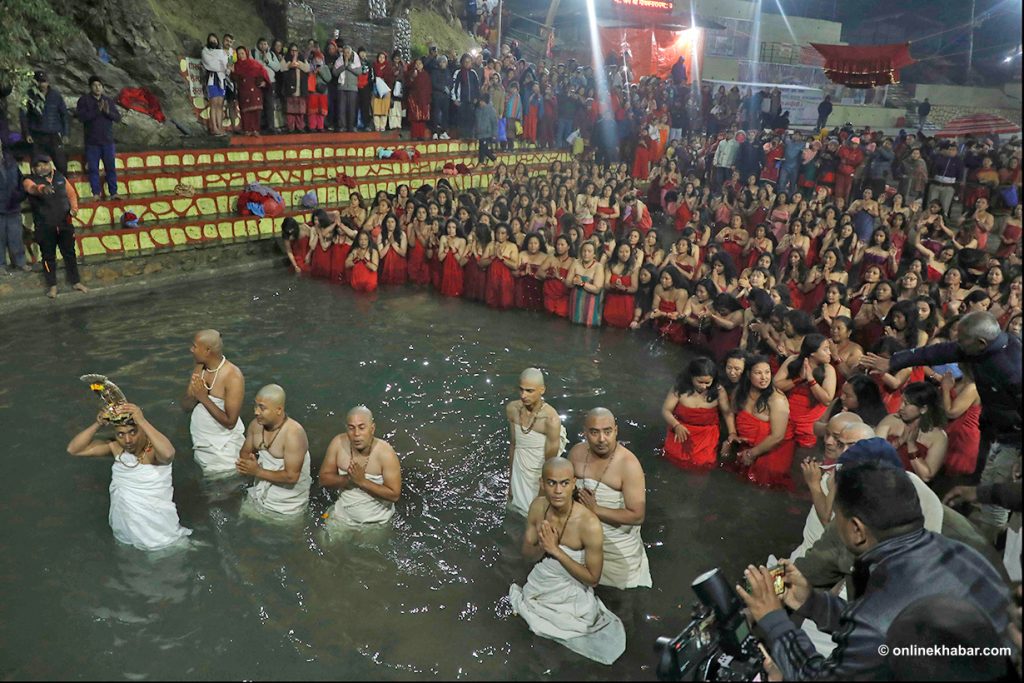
632 129 653 181
406 59 432 140
537 85 558 148
370 52 395 132
662 358 732 470
232 47 269 136
305 48 328 131
760 139 783 185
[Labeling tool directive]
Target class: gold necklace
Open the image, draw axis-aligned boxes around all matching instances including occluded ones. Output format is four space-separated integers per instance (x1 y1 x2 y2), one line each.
519 400 545 435
202 356 227 391
583 446 615 490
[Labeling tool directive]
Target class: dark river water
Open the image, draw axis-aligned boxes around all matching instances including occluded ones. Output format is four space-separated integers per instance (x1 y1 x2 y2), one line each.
0 273 804 680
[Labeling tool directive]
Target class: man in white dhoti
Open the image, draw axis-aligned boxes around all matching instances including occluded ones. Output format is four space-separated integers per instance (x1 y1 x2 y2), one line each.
319 406 402 528
568 408 652 590
66 403 192 551
182 329 245 475
236 384 312 517
509 457 625 665
506 368 568 518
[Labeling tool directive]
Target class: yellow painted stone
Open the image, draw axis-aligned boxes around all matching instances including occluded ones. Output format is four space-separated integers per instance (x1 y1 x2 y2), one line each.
80 236 103 257
150 201 171 215
169 228 186 245
183 154 195 166
203 225 219 239
138 232 154 250
219 224 234 239
267 150 284 161
227 152 245 163
156 178 176 193
126 157 144 169
299 149 312 160
149 228 170 246
198 154 212 165
258 219 273 235
101 235 123 251
122 234 139 252
93 207 111 226
197 198 217 214
213 153 226 163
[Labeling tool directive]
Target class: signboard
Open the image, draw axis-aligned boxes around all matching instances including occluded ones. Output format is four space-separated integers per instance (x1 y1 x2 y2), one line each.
611 0 674 13
185 57 206 99
705 79 823 126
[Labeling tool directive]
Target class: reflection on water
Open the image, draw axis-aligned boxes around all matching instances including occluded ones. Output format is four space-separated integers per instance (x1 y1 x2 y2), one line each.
0 275 804 679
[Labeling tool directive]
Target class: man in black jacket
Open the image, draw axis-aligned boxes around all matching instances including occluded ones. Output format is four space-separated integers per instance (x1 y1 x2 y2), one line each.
20 72 69 176
739 462 1011 680
22 154 87 298
816 95 833 132
0 139 29 272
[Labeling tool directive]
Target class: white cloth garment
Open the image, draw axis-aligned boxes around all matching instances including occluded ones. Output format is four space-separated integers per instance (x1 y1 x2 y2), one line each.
789 471 943 562
326 471 395 528
109 453 192 551
509 545 626 665
579 478 652 589
247 449 312 516
508 422 568 518
190 396 245 474
1005 527 1022 582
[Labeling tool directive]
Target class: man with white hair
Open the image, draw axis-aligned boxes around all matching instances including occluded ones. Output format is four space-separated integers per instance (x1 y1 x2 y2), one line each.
862 311 1022 544
183 329 245 475
236 384 312 517
506 368 567 518
319 405 402 528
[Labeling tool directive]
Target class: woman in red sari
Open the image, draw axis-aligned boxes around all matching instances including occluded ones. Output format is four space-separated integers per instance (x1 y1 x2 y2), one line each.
378 213 408 285
232 47 269 135
464 223 491 302
522 83 540 143
346 231 379 293
650 269 689 344
662 357 734 470
774 334 836 463
437 219 467 297
330 217 358 285
308 212 334 279
281 216 311 273
722 355 795 489
542 234 574 317
406 204 432 285
514 232 547 310
483 224 519 309
602 243 638 328
406 58 432 140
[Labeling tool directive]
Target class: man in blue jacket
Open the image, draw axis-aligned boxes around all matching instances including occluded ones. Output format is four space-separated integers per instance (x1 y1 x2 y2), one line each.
20 71 69 176
778 130 804 196
76 76 123 201
0 139 29 272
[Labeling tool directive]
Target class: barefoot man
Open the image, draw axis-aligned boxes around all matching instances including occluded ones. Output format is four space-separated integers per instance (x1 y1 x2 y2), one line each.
66 402 192 551
320 405 402 528
568 407 652 589
506 368 568 517
509 457 626 665
236 384 312 517
183 329 245 475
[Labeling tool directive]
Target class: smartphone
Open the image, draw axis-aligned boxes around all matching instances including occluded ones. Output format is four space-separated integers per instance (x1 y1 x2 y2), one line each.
745 565 786 596
931 362 963 379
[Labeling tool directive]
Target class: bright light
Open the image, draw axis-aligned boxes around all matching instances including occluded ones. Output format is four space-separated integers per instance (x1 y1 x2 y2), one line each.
584 0 612 115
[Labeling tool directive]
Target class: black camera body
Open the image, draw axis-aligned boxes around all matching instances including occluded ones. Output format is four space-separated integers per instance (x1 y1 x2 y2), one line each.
654 568 766 681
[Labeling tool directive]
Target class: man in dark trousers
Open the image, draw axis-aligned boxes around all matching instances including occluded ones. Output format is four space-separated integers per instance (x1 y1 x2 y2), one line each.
917 98 931 129
816 94 833 132
76 76 122 201
20 71 69 176
22 154 87 299
0 139 30 272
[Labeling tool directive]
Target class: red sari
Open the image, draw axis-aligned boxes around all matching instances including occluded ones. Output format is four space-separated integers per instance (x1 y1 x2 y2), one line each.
942 396 981 477
596 205 618 234
439 251 464 297
663 403 719 470
603 273 634 328
310 240 332 279
720 236 744 267
330 241 351 285
349 260 378 293
379 245 408 285
735 411 795 489
786 380 827 448
709 322 743 364
407 237 431 285
654 299 687 344
463 253 488 302
485 259 515 309
877 367 926 414
514 264 545 310
407 68 432 140
290 237 310 273
543 262 572 318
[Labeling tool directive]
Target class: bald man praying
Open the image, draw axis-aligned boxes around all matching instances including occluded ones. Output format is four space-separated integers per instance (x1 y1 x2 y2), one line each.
237 384 312 517
319 406 402 528
183 329 246 474
506 368 568 518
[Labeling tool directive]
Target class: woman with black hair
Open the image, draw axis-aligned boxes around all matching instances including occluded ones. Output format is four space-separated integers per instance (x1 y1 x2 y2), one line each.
603 242 639 328
836 372 888 427
567 240 605 327
307 209 335 279
854 278 895 350
437 219 467 297
774 333 836 456
876 382 949 482
723 355 794 489
346 230 379 293
779 248 809 310
870 336 926 414
280 216 311 274
815 282 851 336
463 222 492 302
650 268 689 343
803 247 847 315
482 223 519 309
407 203 433 286
378 213 408 285
683 278 718 348
883 299 929 348
707 252 739 296
941 364 982 478
740 289 774 354
826 314 862 392
542 234 575 318
707 293 745 364
661 357 734 470
514 232 548 311
629 263 660 329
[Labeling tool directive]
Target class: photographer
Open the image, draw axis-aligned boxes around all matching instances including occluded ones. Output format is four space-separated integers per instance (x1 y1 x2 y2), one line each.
738 462 1010 680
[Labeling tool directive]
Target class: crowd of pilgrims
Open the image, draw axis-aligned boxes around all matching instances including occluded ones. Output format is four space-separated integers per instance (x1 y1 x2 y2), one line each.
278 141 1022 491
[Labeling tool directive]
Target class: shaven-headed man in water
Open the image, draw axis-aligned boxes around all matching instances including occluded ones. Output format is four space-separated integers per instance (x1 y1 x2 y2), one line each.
509 457 626 665
320 405 402 527
506 367 568 517
237 384 312 516
568 407 652 589
183 329 245 475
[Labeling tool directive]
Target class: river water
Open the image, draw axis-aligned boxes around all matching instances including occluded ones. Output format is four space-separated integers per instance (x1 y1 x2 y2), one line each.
0 274 804 680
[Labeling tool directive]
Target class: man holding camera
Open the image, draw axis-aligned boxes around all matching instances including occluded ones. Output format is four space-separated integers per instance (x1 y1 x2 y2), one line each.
737 462 1010 680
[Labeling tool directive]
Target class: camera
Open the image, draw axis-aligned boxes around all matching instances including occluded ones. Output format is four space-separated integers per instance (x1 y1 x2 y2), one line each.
654 568 766 681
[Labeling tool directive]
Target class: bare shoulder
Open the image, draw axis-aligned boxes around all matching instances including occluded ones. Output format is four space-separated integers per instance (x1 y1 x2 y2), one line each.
577 504 603 538
540 402 560 420
566 441 588 463
527 494 548 522
506 400 521 419
374 438 401 464
226 361 244 380
617 445 644 472
768 390 789 410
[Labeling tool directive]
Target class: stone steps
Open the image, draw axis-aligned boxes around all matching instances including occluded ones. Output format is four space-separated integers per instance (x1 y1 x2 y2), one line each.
63 147 562 201
72 156 560 235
